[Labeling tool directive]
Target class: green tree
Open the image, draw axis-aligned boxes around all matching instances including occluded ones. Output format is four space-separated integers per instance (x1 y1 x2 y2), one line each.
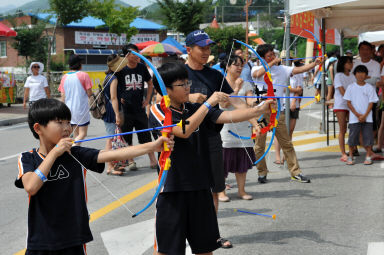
157 0 213 36
89 0 138 40
205 25 246 57
11 21 48 68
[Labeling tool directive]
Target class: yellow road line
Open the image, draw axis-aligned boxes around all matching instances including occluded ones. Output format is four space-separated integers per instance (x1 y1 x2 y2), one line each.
14 179 158 255
300 99 316 109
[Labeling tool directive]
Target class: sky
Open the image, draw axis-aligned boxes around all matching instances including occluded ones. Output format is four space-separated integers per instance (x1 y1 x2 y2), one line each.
0 0 153 10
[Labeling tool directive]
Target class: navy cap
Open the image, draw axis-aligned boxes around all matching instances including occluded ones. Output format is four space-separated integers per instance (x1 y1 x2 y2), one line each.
186 30 215 47
218 53 226 60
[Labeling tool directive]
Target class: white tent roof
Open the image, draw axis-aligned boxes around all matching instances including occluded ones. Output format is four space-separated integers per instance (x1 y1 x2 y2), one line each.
359 31 384 46
289 0 384 36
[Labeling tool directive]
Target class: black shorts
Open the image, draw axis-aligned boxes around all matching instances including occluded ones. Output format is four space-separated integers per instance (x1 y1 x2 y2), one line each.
290 108 300 119
121 106 152 145
155 190 220 255
25 245 86 255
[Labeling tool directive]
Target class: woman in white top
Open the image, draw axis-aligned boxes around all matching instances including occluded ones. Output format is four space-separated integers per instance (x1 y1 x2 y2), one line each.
23 62 50 109
219 55 259 202
333 56 355 162
58 55 93 144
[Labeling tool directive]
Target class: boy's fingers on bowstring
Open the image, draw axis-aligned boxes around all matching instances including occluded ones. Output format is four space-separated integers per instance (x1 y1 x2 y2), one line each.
55 138 73 155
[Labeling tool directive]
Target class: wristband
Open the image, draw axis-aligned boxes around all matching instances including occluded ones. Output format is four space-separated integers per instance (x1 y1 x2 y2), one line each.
34 168 47 183
203 101 212 110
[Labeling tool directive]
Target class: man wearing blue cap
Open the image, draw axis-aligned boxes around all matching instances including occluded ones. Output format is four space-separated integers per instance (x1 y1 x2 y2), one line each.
185 30 260 249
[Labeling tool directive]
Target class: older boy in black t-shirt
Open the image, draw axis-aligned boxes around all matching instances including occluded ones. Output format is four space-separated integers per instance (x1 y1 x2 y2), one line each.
15 98 173 255
115 44 157 169
150 62 273 255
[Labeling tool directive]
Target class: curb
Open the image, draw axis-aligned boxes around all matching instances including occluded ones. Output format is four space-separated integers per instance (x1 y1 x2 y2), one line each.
0 117 28 127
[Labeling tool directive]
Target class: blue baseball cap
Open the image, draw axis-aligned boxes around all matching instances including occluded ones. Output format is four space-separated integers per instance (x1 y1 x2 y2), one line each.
186 30 215 47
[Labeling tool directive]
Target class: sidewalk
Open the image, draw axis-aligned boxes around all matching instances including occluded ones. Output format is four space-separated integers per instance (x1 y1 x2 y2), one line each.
0 103 28 126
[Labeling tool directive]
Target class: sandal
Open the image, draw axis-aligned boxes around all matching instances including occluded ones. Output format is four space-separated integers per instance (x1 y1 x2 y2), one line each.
346 157 354 165
364 157 373 165
218 196 230 202
340 155 348 162
238 194 253 200
273 160 283 165
217 237 233 249
106 169 124 176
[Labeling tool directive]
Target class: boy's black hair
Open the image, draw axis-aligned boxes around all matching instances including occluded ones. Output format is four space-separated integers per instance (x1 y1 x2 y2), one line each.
153 62 189 96
122 43 139 56
353 65 369 75
293 60 304 67
28 99 71 139
336 56 353 73
358 41 374 50
220 54 244 69
256 44 275 58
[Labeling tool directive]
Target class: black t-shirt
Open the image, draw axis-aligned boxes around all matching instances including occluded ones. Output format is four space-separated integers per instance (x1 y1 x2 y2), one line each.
15 147 104 250
149 102 222 192
115 63 151 110
185 65 233 144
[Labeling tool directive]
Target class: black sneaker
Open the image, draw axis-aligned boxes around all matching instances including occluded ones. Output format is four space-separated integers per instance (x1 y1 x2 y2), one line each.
258 176 267 184
291 174 311 183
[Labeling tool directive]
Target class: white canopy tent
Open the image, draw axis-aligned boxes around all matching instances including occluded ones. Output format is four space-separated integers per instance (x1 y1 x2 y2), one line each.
289 0 384 36
359 31 384 46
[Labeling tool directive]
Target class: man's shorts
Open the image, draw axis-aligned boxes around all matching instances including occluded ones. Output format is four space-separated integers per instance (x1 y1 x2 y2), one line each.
121 106 152 145
155 190 220 255
290 108 300 119
348 122 374 146
26 244 86 255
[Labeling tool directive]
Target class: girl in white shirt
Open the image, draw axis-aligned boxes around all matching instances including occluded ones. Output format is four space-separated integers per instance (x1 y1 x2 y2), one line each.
219 55 259 202
23 62 50 109
333 56 355 162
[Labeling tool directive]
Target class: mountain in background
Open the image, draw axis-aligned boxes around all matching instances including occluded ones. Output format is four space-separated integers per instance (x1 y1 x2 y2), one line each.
140 2 164 23
1 0 131 15
1 4 18 13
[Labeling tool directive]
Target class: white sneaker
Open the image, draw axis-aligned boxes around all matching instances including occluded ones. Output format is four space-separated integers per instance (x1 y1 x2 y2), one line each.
128 162 137 171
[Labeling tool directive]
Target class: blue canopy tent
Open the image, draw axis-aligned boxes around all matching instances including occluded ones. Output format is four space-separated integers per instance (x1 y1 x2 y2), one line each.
161 37 187 54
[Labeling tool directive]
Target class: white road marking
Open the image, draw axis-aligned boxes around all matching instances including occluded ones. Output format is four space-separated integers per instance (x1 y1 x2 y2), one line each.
0 153 19 161
101 218 193 255
0 123 27 131
367 242 384 255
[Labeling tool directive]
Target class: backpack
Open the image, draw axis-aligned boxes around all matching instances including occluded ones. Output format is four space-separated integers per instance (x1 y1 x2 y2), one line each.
89 83 107 119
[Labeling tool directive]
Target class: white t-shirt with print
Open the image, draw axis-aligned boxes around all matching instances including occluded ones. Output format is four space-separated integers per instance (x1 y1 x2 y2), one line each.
352 59 380 87
251 64 293 95
343 82 379 124
333 73 356 110
289 73 303 108
220 81 254 148
24 74 48 101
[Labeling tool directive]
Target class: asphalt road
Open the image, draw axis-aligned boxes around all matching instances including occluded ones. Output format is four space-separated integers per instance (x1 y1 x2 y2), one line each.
1 98 384 255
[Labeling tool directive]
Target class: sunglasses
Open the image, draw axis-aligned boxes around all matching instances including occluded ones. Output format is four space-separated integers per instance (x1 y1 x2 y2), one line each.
172 80 192 88
32 66 40 69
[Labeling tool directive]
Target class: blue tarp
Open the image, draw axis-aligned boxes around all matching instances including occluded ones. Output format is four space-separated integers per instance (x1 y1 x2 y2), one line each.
30 13 165 30
161 37 187 54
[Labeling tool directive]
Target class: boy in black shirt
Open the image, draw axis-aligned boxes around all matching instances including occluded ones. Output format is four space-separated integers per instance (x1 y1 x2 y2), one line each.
150 62 273 255
15 98 173 255
116 43 157 169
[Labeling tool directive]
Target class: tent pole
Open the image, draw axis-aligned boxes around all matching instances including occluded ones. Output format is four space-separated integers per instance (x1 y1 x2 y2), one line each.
340 30 344 56
284 0 290 134
320 18 326 134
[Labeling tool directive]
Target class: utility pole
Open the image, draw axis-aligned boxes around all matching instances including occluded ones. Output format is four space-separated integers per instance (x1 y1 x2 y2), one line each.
284 0 290 132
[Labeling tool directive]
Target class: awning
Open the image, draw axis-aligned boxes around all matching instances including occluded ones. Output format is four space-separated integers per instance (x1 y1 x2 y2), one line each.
64 49 118 55
0 22 17 37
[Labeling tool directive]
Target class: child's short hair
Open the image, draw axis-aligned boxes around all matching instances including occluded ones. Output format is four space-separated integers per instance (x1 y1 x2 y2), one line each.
153 62 189 96
122 43 139 56
353 65 369 75
336 56 353 73
256 44 275 58
28 99 71 139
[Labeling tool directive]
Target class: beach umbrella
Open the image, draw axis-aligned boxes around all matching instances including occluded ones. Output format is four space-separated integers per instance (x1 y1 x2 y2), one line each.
0 23 17 37
140 43 182 57
135 41 159 50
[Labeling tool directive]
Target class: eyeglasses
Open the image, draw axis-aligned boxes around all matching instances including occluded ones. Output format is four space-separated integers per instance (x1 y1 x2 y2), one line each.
172 80 192 88
32 66 40 69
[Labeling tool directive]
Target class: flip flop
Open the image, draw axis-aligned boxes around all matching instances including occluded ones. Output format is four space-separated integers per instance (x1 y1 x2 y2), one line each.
340 156 348 162
273 160 283 165
364 157 373 165
217 237 233 249
106 169 124 176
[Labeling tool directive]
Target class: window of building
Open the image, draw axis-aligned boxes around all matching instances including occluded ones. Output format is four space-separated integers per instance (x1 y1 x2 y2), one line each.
0 41 6 57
